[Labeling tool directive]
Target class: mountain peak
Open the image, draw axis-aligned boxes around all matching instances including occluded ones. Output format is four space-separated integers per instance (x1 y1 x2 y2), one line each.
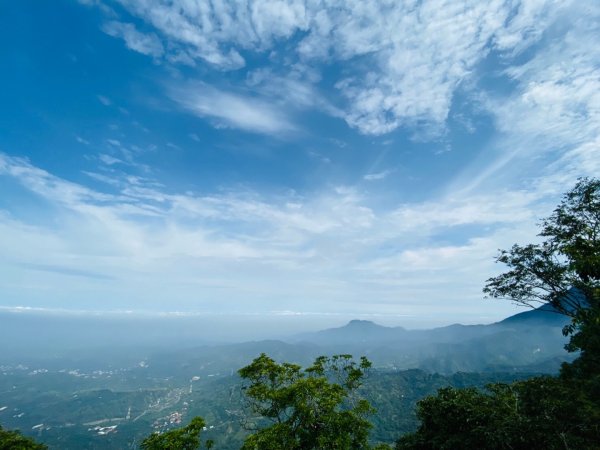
346 319 379 328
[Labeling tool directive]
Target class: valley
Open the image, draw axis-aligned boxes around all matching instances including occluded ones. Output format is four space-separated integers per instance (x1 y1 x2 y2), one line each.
0 304 573 449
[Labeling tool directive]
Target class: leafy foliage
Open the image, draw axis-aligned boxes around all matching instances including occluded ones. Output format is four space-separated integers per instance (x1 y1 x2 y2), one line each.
396 376 599 450
238 353 375 450
485 178 600 377
140 417 213 450
398 178 600 449
0 425 47 450
484 177 599 318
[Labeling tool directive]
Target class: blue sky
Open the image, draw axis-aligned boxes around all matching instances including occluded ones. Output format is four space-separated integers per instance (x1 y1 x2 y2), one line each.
0 0 598 328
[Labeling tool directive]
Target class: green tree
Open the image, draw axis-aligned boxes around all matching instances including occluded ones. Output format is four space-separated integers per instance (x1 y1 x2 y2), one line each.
484 177 600 378
140 417 213 450
397 178 600 449
238 353 375 450
395 376 598 450
0 425 47 450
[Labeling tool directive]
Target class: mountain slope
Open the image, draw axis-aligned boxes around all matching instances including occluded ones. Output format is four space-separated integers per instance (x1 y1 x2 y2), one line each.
286 302 573 373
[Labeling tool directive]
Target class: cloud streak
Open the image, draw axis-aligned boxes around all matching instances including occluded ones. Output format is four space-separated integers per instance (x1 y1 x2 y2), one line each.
168 82 296 135
364 169 394 181
102 20 164 58
20 263 116 280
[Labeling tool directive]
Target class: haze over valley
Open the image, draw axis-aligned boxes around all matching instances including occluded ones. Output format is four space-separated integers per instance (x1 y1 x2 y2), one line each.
0 304 574 449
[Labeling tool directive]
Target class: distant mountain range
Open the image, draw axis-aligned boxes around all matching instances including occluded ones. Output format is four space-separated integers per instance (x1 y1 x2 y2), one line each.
0 302 575 375
280 303 573 373
296 302 571 345
0 302 579 450
142 303 574 377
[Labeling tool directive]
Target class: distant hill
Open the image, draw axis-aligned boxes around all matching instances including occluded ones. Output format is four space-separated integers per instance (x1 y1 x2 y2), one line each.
0 301 581 450
497 302 571 327
0 302 575 375
298 319 407 345
283 302 574 373
143 302 575 378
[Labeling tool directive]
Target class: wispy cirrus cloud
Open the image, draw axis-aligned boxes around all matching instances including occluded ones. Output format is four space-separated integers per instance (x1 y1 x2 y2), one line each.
452 2 600 195
102 20 164 58
20 263 116 280
91 0 572 136
113 0 309 69
364 169 394 182
98 153 122 165
168 82 297 135
97 94 112 106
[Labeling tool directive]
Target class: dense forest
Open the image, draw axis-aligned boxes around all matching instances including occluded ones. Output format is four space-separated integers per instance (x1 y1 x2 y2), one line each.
2 179 598 449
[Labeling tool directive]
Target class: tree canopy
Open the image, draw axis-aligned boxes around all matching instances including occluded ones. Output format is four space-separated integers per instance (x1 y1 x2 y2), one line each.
140 417 213 450
396 376 599 450
397 178 600 449
484 178 600 377
0 425 47 450
484 177 599 317
238 353 376 450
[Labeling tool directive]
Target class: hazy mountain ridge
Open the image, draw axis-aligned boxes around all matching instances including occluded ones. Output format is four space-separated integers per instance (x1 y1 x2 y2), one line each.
278 304 573 373
140 303 573 377
0 303 577 449
0 303 573 376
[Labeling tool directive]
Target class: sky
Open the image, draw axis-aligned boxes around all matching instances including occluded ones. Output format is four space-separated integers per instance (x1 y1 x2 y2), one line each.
0 0 598 330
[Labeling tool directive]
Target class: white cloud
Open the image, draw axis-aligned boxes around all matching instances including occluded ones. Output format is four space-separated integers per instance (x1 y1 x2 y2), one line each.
245 67 336 113
492 0 570 54
364 169 394 181
84 0 572 136
98 154 122 165
453 2 600 194
97 95 112 106
0 151 559 321
388 191 539 234
168 82 296 135
75 136 90 145
0 154 116 209
102 20 164 58
325 0 571 135
115 0 309 69
106 138 121 147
